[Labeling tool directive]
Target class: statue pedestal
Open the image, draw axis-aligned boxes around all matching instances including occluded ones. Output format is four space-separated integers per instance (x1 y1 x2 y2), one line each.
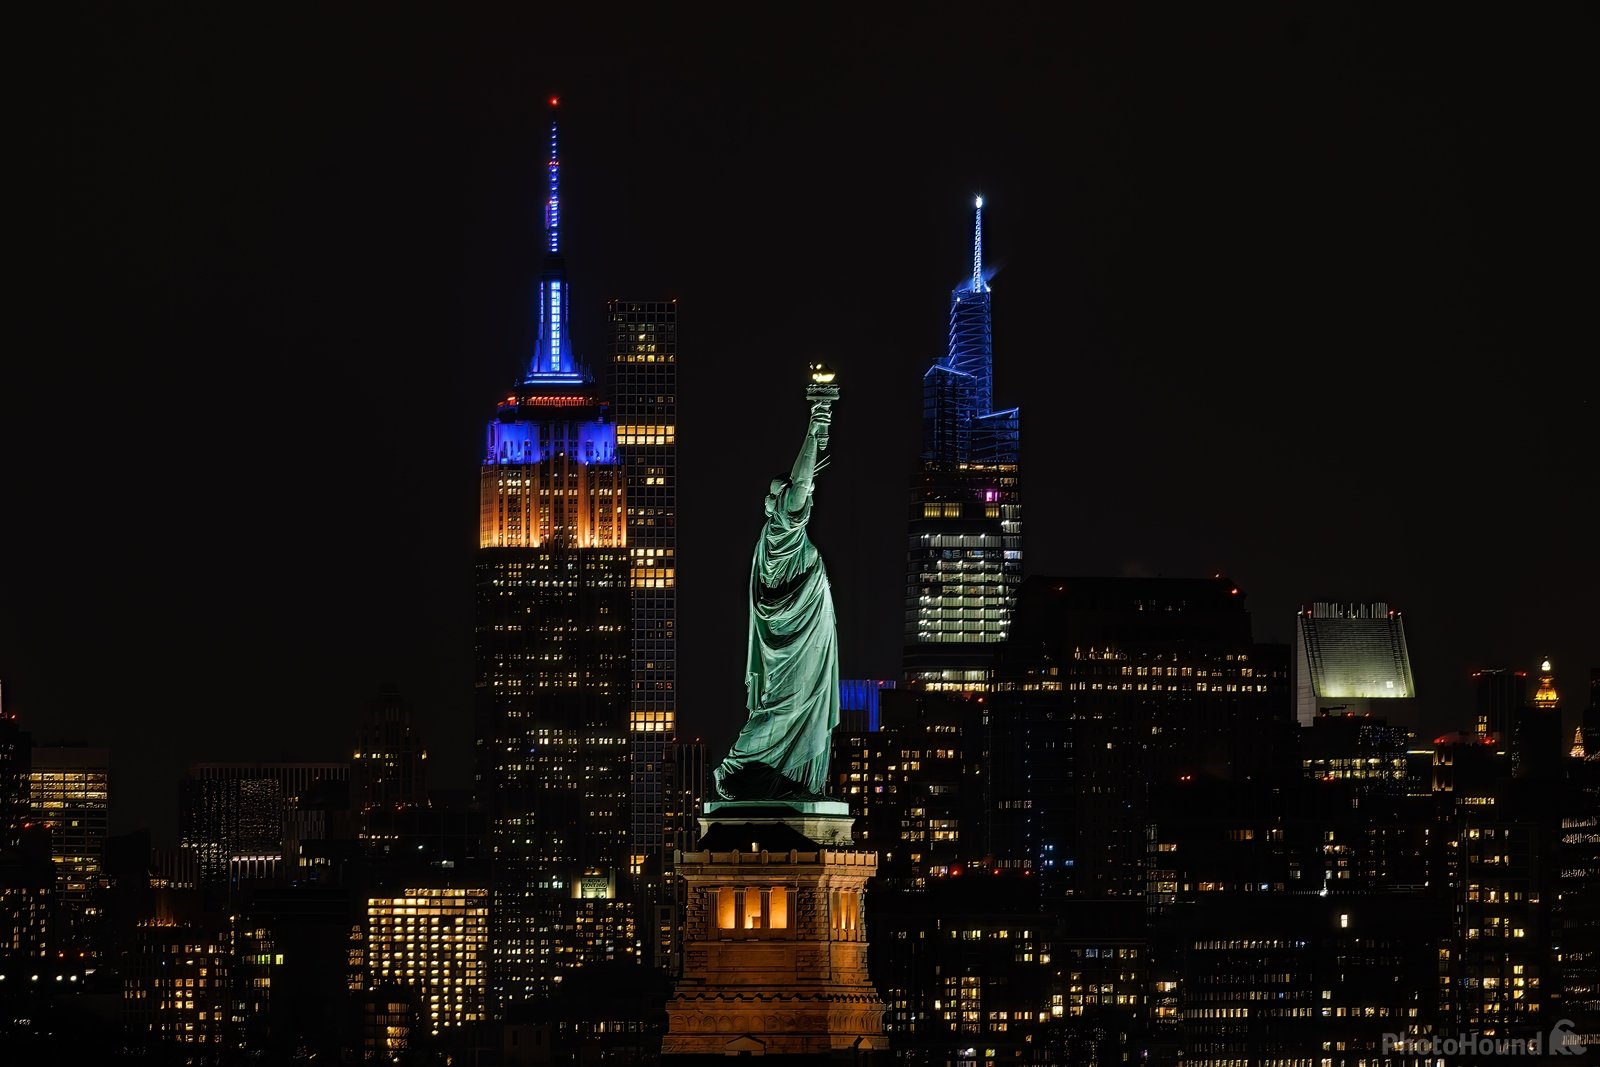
700 798 854 847
662 804 886 1059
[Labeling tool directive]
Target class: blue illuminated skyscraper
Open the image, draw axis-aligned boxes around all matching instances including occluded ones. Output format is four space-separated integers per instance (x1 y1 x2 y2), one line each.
904 197 1023 691
473 99 635 1009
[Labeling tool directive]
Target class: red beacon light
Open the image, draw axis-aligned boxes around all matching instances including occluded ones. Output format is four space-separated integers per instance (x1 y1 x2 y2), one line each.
549 95 560 107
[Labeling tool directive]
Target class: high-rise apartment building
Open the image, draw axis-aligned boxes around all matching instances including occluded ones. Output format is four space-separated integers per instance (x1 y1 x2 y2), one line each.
366 887 489 1037
608 300 677 871
1555 739 1600 1034
903 197 1022 692
474 102 634 1009
27 745 109 944
124 914 234 1056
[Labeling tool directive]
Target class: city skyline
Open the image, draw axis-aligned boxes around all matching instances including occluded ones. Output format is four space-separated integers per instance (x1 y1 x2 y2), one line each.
7 6 1596 843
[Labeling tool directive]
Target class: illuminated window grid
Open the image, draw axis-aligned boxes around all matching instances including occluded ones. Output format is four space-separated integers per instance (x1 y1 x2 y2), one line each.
366 888 489 1035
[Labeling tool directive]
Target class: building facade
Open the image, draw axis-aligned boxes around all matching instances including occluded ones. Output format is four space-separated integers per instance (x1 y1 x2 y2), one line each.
179 762 349 891
366 886 489 1037
608 300 678 872
27 745 110 948
1291 601 1417 727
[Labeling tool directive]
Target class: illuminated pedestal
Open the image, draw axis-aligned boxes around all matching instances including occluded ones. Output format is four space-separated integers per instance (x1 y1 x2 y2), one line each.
661 804 886 1059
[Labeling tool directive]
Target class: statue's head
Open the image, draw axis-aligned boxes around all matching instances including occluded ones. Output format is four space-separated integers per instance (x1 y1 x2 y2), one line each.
764 476 792 518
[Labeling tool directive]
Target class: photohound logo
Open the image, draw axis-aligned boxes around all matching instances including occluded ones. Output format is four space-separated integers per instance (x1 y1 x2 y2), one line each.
1383 1021 1588 1057
1552 1019 1589 1056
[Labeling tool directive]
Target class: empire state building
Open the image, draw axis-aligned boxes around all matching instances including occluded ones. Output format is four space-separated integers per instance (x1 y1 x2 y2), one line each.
473 99 635 1009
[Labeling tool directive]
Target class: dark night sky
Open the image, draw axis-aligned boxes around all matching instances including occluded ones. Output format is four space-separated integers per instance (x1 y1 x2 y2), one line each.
6 5 1596 845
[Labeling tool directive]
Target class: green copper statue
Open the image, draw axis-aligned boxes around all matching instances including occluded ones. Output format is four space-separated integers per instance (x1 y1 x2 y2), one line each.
712 363 842 801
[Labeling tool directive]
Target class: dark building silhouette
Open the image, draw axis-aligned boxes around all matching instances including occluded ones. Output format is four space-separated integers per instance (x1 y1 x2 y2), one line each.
1555 739 1600 1043
653 740 706 975
855 574 1295 1063
1144 776 1451 1061
989 574 1293 902
1513 657 1564 780
352 685 429 820
1583 667 1600 756
1472 665 1529 743
1 825 55 964
179 762 348 894
0 685 30 850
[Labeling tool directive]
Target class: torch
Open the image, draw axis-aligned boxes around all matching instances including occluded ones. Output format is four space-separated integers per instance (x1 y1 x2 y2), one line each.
806 361 839 451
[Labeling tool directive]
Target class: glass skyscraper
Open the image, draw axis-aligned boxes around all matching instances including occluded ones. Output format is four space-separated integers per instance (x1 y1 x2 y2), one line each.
608 300 677 872
903 196 1022 691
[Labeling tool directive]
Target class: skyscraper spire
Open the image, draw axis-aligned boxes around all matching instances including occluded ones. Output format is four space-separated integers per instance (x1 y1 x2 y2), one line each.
545 97 560 255
972 195 984 293
525 95 580 383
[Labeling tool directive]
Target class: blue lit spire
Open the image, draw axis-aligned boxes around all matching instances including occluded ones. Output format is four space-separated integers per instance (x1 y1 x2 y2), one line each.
545 106 560 255
524 95 583 384
972 194 985 294
944 195 994 417
922 195 1016 462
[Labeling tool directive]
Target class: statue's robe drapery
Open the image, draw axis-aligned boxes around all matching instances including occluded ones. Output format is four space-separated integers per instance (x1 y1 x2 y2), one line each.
712 483 841 800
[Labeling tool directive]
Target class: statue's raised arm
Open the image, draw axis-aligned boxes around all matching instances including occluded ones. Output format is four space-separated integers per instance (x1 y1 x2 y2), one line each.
712 363 842 802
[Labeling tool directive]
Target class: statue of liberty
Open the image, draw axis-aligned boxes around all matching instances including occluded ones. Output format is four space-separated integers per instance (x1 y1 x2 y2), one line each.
712 363 841 801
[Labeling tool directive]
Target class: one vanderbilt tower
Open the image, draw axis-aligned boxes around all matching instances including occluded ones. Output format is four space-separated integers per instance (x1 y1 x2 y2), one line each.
903 196 1023 692
474 98 634 1010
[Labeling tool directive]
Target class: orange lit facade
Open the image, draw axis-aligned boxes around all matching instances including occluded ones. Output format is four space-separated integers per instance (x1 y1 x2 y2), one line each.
478 387 626 551
664 842 885 1055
